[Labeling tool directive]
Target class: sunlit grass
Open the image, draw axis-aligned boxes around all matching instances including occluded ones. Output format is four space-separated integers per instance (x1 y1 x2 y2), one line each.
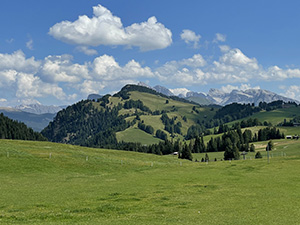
0 139 299 224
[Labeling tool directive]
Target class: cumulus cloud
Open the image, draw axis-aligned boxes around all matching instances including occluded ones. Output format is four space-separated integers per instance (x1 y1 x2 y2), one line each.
155 48 290 86
213 33 226 43
40 55 89 83
0 50 157 104
0 50 40 73
220 84 261 93
0 70 18 86
49 4 172 51
92 55 154 81
170 88 190 97
0 98 7 102
180 54 206 67
77 80 105 95
75 46 98 55
281 85 300 100
180 29 201 48
16 72 67 100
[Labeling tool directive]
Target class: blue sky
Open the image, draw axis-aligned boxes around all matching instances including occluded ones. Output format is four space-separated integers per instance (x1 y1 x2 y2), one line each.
1 0 300 106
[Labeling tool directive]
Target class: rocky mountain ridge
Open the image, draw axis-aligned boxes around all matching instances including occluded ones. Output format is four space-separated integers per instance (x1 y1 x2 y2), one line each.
136 83 298 106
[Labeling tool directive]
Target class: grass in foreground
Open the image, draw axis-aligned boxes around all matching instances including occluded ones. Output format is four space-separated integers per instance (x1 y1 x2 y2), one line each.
0 139 299 224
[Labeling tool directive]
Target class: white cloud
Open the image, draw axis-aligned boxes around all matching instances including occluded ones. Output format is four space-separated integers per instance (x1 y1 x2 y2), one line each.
220 84 260 93
281 85 300 101
78 80 105 95
26 38 33 50
40 55 89 83
219 45 231 53
180 29 201 48
0 50 40 73
0 70 17 86
213 33 226 43
16 72 66 100
92 55 154 81
49 4 172 51
170 88 190 97
180 54 206 67
76 46 98 55
0 98 7 102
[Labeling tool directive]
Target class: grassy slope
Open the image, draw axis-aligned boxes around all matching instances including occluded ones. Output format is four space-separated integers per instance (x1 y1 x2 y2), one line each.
227 107 300 126
0 139 300 224
115 91 215 144
116 127 161 145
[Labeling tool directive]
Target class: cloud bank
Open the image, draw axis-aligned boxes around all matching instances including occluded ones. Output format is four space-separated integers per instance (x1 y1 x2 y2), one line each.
1 46 300 106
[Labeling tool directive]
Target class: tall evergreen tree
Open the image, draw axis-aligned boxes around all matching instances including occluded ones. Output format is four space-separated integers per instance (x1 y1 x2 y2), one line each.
180 143 193 161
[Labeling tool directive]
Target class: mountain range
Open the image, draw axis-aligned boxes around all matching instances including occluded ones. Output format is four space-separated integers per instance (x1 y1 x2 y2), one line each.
144 83 299 106
0 107 55 132
14 103 64 114
1 83 298 132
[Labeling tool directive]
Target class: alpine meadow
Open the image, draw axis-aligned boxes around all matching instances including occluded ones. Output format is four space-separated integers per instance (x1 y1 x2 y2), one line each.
1 1 300 224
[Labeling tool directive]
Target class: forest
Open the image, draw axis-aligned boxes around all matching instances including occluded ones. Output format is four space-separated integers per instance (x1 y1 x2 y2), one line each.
0 113 47 141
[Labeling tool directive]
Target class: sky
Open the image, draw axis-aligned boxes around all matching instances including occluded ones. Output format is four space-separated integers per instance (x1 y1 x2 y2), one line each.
1 0 300 106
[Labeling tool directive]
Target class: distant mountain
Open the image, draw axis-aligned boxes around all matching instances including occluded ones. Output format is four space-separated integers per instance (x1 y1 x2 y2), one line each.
134 82 299 106
185 92 212 105
153 85 174 96
87 94 103 101
0 107 55 132
207 88 299 106
15 103 63 114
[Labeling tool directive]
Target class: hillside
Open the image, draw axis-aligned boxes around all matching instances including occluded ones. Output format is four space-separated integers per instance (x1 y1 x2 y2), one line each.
0 113 47 141
42 85 300 153
0 139 299 224
0 107 55 131
42 85 217 147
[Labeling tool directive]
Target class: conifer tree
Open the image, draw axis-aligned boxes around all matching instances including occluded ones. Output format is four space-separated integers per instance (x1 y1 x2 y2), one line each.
180 143 193 161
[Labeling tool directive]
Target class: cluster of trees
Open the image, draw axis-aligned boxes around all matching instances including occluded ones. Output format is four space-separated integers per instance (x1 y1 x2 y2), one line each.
280 116 300 126
214 103 261 122
186 124 210 140
0 113 47 141
160 113 182 135
258 100 298 111
123 99 152 113
257 127 284 141
155 129 168 141
42 100 129 147
138 122 154 135
186 117 264 140
115 139 193 160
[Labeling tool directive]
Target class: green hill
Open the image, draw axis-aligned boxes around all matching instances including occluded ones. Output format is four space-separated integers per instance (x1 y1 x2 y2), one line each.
0 139 299 224
42 85 217 147
41 85 299 159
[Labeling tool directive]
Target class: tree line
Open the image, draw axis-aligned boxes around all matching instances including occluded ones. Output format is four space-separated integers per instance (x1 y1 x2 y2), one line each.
0 113 47 141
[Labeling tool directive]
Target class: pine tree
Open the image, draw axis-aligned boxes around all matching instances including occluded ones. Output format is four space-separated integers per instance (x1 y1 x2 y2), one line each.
180 143 193 161
205 153 209 162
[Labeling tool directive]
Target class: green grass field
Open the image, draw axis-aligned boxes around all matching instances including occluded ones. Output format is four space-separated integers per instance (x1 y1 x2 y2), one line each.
227 107 300 126
116 127 161 145
0 139 299 224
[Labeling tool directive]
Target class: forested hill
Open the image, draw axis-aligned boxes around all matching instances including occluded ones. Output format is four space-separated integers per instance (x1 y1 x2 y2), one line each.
41 85 212 147
0 113 47 141
41 84 299 153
